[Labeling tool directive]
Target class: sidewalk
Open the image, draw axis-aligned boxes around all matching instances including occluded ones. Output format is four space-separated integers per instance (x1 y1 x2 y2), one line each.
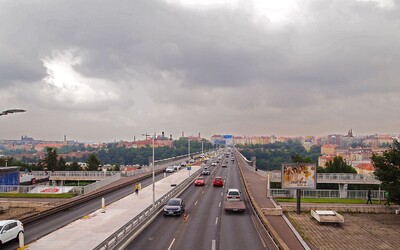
25 166 200 250
238 160 307 250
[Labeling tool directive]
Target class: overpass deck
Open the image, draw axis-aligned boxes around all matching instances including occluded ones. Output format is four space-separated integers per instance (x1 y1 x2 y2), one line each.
25 166 200 250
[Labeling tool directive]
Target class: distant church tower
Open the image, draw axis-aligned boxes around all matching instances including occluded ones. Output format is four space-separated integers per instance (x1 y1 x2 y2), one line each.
347 129 353 137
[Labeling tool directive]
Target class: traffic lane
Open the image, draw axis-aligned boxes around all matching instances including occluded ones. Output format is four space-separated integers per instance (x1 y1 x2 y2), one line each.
3 172 167 250
172 169 226 249
126 171 207 249
219 160 267 250
220 211 266 250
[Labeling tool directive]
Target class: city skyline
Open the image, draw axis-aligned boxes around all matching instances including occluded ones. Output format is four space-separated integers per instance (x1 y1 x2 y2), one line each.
1 0 399 142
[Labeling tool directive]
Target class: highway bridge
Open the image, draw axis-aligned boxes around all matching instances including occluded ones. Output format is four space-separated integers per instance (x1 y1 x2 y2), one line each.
4 150 281 250
2 149 382 249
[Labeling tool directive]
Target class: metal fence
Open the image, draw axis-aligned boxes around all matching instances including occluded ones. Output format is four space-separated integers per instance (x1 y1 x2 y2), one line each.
270 189 385 200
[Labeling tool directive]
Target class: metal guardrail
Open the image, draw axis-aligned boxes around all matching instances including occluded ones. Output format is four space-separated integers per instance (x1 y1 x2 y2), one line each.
93 167 202 250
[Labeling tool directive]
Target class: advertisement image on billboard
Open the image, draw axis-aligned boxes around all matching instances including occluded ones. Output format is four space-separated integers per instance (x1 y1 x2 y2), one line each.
281 163 316 189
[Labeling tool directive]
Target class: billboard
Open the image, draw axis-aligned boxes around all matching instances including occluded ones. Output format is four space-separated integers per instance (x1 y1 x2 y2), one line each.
281 163 316 189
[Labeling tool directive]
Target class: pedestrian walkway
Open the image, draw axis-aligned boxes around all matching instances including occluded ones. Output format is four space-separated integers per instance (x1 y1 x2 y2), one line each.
25 166 200 250
237 156 307 250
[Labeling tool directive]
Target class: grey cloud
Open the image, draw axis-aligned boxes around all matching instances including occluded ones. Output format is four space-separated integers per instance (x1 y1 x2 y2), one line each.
1 0 400 141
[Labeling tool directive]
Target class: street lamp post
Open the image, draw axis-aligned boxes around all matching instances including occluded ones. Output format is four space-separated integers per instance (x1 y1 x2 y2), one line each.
143 132 156 208
0 109 26 116
152 132 155 207
188 139 191 177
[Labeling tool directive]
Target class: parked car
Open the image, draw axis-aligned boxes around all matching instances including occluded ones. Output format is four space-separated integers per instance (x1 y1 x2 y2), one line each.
0 220 24 246
173 165 180 171
226 189 241 201
163 198 185 216
194 177 205 186
165 166 175 173
213 176 224 187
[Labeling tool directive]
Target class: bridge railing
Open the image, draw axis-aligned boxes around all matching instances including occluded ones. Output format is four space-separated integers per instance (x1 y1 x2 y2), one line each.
31 171 120 178
270 189 385 200
83 173 122 194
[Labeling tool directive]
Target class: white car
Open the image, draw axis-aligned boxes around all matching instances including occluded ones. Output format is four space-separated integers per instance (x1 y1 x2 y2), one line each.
226 189 241 202
165 166 175 173
0 220 24 246
173 165 180 171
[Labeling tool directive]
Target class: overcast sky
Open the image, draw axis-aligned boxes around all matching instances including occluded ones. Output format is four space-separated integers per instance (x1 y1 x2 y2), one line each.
1 0 399 142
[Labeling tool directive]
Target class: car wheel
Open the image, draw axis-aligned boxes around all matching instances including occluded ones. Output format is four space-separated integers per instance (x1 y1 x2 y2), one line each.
16 231 24 241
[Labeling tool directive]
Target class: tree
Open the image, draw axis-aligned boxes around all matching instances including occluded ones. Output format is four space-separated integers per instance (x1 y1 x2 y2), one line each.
44 147 58 171
291 154 314 163
67 161 81 171
58 157 67 171
371 140 400 204
86 153 101 171
325 156 357 173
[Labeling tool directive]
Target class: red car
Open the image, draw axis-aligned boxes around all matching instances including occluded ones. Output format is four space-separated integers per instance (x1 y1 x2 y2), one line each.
194 177 205 186
213 177 224 187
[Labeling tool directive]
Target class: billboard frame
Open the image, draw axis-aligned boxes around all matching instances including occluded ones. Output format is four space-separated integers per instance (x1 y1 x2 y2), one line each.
281 163 317 190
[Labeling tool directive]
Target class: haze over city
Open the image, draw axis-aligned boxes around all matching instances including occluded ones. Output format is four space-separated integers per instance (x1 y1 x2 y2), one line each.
1 0 399 142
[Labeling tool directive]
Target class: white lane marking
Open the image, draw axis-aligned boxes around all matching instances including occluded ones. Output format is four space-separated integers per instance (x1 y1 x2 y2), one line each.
167 238 175 250
219 202 221 208
206 184 208 188
187 214 190 220
221 192 223 196
215 217 219 225
195 200 198 206
212 240 216 250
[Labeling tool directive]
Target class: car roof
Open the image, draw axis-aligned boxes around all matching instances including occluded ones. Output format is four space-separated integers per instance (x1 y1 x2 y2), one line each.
169 198 182 202
0 220 18 226
228 188 239 192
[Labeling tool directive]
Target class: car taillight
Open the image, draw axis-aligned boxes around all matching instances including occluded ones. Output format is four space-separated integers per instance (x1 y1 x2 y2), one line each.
227 196 232 198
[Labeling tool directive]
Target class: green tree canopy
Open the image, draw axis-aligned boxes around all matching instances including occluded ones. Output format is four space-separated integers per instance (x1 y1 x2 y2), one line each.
325 156 357 173
371 140 400 203
67 161 81 171
86 153 101 171
44 147 58 171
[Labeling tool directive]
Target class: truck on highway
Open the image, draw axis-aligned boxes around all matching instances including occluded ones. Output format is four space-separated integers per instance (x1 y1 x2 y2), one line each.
224 188 246 212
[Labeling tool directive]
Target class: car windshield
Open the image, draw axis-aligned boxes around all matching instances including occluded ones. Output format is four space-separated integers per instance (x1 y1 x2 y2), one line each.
197 178 204 181
229 191 239 195
0 225 2 231
167 199 181 206
215 178 221 181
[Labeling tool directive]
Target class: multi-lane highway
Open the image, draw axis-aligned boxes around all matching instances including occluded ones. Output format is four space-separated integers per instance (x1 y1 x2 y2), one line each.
127 154 277 250
5 151 277 250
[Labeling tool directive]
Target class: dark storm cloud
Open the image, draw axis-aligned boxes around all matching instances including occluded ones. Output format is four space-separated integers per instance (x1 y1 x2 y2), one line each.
1 0 399 141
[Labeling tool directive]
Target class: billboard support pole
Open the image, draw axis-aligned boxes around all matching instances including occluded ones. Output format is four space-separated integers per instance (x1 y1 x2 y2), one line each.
296 189 301 214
